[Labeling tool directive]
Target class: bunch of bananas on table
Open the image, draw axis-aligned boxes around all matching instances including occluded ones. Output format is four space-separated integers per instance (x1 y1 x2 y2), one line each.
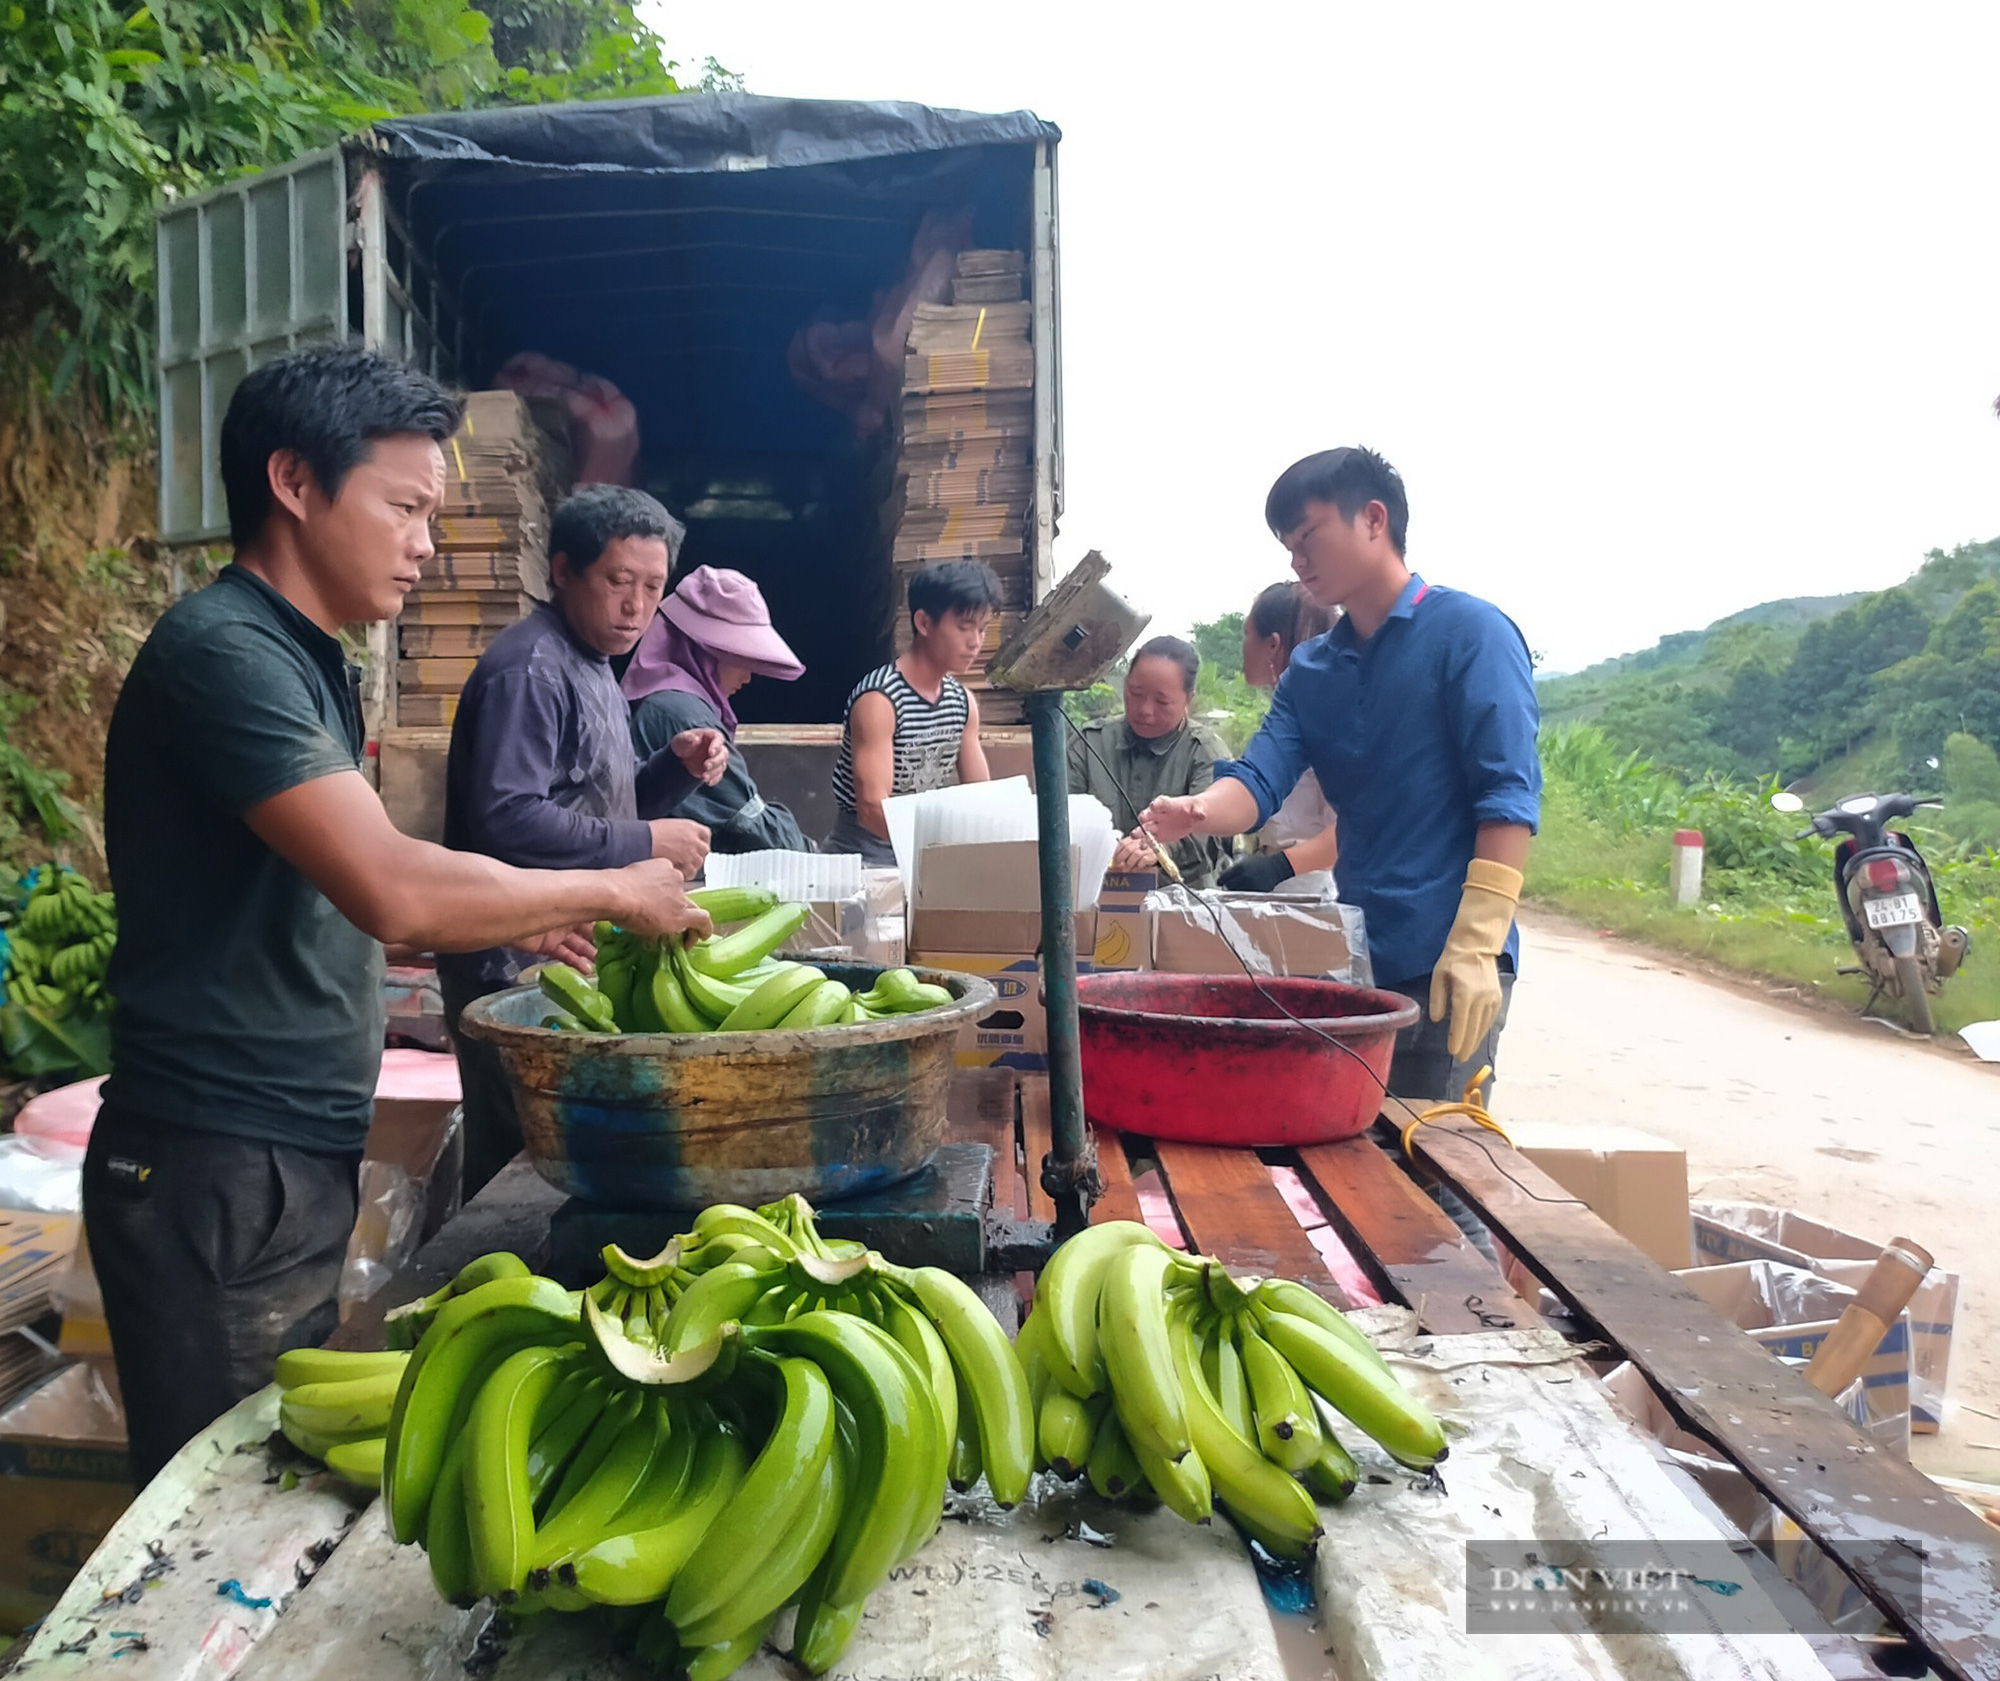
3 865 115 1016
273 1345 412 1490
1023 1221 1446 1561
538 885 952 1035
376 1194 1032 1680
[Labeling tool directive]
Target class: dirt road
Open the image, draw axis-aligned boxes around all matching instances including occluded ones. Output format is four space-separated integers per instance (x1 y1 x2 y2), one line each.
1494 911 1998 1481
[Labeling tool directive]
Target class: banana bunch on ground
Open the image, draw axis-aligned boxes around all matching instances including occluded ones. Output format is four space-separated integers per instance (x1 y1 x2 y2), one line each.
378 1193 1031 1680
3 865 115 1016
538 885 952 1036
274 1345 411 1490
1024 1221 1446 1561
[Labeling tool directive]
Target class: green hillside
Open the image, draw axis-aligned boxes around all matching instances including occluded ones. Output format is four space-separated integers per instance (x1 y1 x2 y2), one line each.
1536 539 2000 838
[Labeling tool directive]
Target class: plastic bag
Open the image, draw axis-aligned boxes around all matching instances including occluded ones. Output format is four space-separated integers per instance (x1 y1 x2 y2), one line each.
12 1074 104 1155
0 1134 82 1213
1144 886 1373 986
338 1158 421 1313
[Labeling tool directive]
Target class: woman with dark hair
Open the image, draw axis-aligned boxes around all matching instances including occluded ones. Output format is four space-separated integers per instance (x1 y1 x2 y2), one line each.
624 566 811 853
1219 580 1340 892
1068 634 1230 887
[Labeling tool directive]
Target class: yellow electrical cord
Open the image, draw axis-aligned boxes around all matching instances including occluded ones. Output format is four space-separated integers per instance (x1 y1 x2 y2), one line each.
1397 1064 1515 1159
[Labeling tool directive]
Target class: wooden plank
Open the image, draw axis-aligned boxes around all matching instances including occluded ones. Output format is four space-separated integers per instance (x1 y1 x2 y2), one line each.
1151 1140 1339 1297
1410 1119 2000 1681
1019 1074 1054 1223
1296 1135 1541 1335
945 1067 1023 1219
1088 1125 1144 1226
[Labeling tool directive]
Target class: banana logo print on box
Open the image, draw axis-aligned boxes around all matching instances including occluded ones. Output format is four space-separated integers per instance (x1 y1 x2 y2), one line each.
1095 921 1134 970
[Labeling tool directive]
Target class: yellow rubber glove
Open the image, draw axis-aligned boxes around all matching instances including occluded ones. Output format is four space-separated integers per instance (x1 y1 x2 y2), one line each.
1428 859 1523 1064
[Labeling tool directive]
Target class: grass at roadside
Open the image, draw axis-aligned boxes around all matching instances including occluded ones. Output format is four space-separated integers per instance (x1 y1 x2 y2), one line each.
1527 786 2000 1035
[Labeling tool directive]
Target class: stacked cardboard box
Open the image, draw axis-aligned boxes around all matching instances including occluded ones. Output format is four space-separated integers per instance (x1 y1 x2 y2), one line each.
397 391 570 727
906 838 1093 1070
891 251 1036 725
952 249 1026 305
1688 1201 1959 1433
0 1213 71 1413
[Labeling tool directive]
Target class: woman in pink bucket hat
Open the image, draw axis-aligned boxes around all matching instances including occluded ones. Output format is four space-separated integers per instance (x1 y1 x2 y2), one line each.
624 566 812 853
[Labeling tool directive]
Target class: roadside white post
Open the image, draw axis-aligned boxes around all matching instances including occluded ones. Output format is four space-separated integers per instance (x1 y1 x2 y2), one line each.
1670 828 1704 908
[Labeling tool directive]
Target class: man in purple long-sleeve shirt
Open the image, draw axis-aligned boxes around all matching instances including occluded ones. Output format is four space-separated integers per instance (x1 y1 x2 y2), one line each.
441 485 726 1193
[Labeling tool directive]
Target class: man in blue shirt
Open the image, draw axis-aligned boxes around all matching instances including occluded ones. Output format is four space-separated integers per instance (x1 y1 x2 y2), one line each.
1142 446 1540 1109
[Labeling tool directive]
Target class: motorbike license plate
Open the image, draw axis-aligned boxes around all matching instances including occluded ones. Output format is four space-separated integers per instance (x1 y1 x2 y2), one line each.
1863 893 1924 929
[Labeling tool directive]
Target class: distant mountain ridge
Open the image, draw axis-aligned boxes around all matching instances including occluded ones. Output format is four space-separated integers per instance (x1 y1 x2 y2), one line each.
1542 593 1864 686
1534 539 2000 789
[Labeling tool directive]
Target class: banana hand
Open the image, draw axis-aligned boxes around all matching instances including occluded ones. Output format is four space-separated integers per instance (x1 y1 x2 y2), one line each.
1034 1220 1164 1400
1169 1306 1322 1560
382 1274 580 1544
1097 1242 1190 1462
663 1355 835 1632
1256 1303 1446 1470
900 1265 1033 1508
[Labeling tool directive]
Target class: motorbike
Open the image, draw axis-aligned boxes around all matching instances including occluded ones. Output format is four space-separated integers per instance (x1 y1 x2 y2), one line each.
1771 790 1971 1035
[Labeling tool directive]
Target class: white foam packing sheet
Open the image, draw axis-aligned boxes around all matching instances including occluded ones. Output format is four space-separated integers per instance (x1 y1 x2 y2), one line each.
885 778 1118 910
1315 1312 1841 1681
885 776 1029 904
703 848 865 901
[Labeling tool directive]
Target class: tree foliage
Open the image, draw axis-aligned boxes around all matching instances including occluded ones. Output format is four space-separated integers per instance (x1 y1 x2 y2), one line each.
0 0 716 410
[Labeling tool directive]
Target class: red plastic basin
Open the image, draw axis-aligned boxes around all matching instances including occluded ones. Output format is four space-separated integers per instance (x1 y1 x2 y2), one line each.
1076 972 1421 1147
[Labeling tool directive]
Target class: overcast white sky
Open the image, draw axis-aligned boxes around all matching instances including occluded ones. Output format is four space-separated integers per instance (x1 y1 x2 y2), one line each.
649 3 2000 672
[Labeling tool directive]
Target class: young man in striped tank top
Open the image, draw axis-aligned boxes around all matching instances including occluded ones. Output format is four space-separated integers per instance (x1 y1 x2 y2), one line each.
825 560 999 864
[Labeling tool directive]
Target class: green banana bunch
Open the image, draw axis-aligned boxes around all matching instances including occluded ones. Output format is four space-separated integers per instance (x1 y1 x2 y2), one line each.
382 1250 535 1351
1024 1220 1449 1562
18 870 103 940
685 899 809 977
47 935 111 988
529 900 957 1042
2 932 47 979
844 967 955 1022
271 1344 410 1491
371 1193 1035 1681
3 973 68 1014
382 1272 582 1543
5 869 116 1021
538 962 621 1032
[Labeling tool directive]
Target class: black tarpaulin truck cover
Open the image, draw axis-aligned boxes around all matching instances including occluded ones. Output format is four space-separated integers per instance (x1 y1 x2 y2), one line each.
372 92 1060 175
360 92 1059 724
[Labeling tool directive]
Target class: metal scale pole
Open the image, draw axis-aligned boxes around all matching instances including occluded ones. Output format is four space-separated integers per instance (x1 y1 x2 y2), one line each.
1029 691 1094 1239
987 552 1149 1248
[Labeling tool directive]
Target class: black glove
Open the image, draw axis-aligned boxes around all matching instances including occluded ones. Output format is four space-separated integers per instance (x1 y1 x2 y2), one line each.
1218 849 1296 893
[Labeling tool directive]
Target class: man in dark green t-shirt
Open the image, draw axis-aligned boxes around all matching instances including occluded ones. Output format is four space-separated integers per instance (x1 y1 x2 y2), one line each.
89 346 712 1485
